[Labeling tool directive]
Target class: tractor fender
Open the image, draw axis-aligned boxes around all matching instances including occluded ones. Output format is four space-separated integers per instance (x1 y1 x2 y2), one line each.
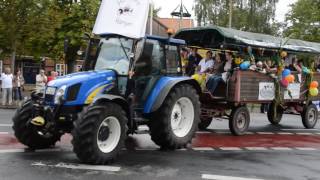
143 77 201 114
93 94 129 115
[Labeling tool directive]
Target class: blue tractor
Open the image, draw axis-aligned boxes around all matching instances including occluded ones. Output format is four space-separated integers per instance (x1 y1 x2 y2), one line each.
12 34 201 164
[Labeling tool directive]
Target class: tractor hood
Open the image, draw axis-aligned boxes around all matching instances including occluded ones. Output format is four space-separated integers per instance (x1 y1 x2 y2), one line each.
47 70 115 88
46 70 116 106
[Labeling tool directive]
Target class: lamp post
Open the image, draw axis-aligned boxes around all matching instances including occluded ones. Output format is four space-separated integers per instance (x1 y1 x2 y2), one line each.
149 1 153 35
171 0 191 30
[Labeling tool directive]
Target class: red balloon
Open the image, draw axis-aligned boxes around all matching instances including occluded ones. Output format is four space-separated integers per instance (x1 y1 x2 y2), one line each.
281 79 289 88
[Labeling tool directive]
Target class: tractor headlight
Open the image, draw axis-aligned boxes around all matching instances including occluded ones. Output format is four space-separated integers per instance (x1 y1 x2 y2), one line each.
54 85 67 104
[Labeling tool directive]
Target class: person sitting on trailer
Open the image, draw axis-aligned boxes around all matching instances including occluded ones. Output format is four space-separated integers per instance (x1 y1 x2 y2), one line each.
186 47 202 76
206 51 233 95
197 50 214 74
288 57 302 73
249 61 266 74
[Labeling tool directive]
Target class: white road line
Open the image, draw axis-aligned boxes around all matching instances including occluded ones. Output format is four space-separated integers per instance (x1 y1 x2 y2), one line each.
192 147 214 151
281 129 320 131
135 148 158 151
270 147 292 151
219 147 242 151
276 132 294 135
31 162 121 172
0 132 9 135
245 132 255 135
0 124 12 127
196 131 212 134
245 147 268 151
295 147 318 151
201 174 264 180
295 132 314 135
316 133 320 135
0 149 25 153
256 132 274 135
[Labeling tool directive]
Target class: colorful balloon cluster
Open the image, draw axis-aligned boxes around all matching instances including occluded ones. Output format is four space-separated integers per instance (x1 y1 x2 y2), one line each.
280 69 295 88
302 66 311 74
239 61 250 70
309 81 319 97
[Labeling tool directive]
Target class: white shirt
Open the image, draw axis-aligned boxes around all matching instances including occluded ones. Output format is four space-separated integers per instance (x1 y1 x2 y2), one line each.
1 73 13 89
198 59 214 73
36 74 47 92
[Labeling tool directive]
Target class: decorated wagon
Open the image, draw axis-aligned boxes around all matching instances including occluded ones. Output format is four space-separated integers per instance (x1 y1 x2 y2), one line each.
175 26 320 135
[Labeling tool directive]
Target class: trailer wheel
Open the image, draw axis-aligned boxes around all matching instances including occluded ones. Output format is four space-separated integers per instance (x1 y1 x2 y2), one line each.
149 84 200 149
198 117 212 130
267 102 283 125
12 100 61 149
72 103 127 164
301 104 318 129
229 106 250 136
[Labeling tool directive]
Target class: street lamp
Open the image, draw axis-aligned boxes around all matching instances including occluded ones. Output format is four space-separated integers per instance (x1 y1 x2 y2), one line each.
171 0 191 30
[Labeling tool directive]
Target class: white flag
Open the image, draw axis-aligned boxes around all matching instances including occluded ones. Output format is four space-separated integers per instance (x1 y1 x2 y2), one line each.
93 0 150 39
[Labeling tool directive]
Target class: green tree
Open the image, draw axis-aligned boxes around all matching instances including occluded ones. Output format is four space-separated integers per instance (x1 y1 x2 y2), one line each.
194 0 279 35
284 0 320 42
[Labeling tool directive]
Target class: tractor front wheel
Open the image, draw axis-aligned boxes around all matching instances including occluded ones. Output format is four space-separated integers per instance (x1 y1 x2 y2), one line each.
72 103 127 164
149 84 200 149
12 100 61 149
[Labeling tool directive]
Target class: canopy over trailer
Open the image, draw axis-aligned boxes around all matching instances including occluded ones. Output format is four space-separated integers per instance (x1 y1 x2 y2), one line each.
175 26 320 54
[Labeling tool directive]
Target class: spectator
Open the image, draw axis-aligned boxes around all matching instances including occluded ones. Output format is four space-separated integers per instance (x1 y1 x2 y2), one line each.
186 48 202 76
1 67 14 106
47 71 57 83
13 70 25 104
198 51 214 74
36 69 47 93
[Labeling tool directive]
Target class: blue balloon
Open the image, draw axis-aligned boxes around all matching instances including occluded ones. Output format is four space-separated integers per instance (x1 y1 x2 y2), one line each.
240 61 250 70
282 69 291 77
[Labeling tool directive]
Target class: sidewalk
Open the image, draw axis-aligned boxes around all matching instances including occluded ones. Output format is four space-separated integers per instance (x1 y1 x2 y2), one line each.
0 90 31 109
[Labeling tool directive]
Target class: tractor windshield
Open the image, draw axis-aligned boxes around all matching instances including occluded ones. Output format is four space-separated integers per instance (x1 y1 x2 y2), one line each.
95 37 133 75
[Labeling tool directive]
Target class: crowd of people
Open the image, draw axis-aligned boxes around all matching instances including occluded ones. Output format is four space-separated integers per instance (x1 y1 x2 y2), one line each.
0 68 58 106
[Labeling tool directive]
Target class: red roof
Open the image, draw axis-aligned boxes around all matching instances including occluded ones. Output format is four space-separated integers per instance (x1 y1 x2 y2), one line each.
156 18 194 33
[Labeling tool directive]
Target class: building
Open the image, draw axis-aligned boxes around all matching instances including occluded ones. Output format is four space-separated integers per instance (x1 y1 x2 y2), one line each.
146 18 194 36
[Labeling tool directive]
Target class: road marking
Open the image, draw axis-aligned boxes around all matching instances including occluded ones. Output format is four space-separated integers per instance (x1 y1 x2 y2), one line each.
281 129 320 131
276 132 294 135
219 147 242 151
31 162 121 172
271 147 292 151
196 131 212 134
295 132 314 135
316 133 320 135
192 147 214 151
0 132 9 135
0 149 25 153
0 124 12 127
256 132 274 135
245 132 255 135
201 174 264 180
245 147 268 151
295 147 318 151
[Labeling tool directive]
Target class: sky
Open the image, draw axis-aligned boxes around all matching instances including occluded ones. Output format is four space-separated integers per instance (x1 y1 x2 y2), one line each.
152 0 298 23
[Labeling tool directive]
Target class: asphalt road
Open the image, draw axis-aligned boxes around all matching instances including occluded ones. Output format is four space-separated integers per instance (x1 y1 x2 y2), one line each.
0 109 320 180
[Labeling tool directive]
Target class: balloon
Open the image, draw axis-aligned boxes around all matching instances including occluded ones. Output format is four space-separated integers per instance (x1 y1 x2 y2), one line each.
309 88 319 97
302 67 310 74
282 69 291 78
281 51 287 58
310 81 319 88
280 78 289 88
285 74 295 83
240 61 250 70
235 58 242 65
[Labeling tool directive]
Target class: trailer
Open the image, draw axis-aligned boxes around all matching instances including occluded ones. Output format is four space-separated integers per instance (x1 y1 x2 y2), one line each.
175 26 320 135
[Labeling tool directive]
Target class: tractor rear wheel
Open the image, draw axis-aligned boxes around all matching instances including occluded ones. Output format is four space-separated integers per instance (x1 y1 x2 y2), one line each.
72 103 127 164
12 100 61 149
148 84 200 149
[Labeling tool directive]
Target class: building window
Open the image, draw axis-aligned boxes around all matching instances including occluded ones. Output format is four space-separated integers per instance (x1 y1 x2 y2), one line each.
56 64 67 76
